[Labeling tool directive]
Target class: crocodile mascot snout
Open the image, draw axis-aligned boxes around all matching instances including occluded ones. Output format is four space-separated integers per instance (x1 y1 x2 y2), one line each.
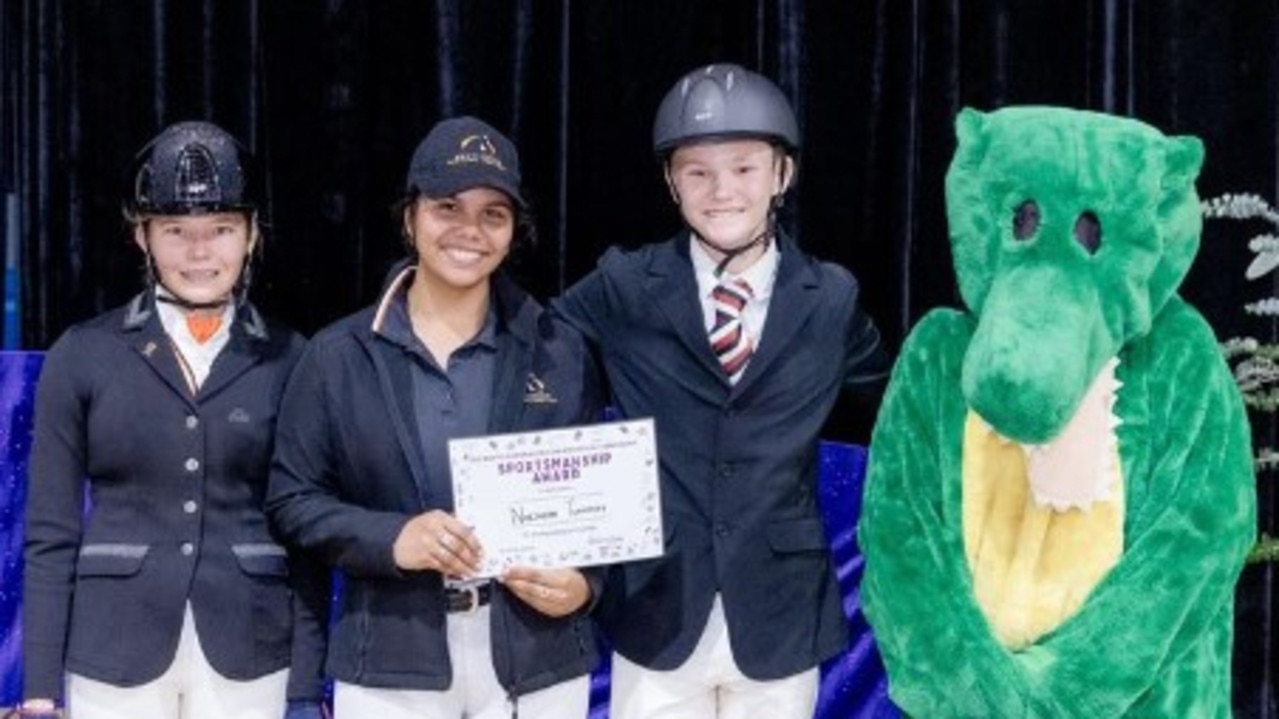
860 106 1256 718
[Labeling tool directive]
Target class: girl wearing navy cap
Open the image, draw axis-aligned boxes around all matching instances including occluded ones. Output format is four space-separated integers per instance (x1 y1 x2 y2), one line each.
266 116 605 719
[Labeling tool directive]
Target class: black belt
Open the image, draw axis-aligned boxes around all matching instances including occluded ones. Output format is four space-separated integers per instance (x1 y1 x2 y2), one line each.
444 583 493 613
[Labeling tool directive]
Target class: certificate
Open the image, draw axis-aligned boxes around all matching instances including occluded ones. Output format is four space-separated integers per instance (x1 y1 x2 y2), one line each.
449 418 663 578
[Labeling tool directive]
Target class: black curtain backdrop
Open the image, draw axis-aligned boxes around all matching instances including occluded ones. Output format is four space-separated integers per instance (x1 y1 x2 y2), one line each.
2 1 1276 715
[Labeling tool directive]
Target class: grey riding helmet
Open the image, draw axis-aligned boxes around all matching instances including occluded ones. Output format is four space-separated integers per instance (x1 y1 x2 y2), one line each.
652 63 799 155
130 121 257 216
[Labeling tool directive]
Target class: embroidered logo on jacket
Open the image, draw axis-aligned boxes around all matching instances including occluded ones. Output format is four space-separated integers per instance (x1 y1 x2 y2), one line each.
227 408 252 423
524 374 558 405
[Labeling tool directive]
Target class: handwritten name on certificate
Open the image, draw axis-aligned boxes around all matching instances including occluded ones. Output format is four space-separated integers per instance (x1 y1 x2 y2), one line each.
449 418 663 578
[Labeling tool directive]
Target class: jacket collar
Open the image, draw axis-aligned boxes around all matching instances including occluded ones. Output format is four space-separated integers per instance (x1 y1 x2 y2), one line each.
121 289 269 342
120 290 271 404
368 258 540 346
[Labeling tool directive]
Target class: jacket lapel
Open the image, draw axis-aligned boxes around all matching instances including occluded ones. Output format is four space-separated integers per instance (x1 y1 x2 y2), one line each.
366 330 433 507
197 305 269 400
646 236 727 381
121 293 197 407
732 236 822 395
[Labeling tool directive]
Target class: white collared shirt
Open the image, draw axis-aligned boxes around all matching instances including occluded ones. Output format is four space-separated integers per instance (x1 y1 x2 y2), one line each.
690 234 779 345
156 292 234 390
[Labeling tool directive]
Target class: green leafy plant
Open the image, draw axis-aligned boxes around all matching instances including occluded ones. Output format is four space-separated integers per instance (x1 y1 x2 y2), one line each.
1203 192 1279 564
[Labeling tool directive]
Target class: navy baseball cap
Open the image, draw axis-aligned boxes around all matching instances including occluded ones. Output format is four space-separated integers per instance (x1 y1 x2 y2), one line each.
405 116 525 208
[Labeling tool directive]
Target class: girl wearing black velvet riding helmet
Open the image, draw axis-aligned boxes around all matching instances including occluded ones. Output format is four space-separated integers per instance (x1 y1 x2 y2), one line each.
20 122 325 719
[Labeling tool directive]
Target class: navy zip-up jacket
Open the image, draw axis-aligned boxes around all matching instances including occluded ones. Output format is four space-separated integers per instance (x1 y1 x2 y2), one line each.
267 267 605 696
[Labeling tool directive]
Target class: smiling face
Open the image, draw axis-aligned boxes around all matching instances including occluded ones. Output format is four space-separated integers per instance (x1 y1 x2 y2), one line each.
136 212 254 306
666 139 791 265
403 186 515 296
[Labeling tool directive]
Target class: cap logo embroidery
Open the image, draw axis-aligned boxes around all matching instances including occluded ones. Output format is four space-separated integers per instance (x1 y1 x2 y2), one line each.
448 134 506 171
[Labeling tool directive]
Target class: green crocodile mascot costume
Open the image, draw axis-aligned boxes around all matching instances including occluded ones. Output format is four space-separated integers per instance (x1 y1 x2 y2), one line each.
859 106 1257 717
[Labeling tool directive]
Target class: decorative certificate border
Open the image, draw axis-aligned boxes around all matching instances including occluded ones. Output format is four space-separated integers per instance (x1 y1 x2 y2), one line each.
450 418 663 577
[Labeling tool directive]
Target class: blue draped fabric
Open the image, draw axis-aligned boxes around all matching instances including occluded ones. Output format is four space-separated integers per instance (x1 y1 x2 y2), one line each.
0 352 44 707
0 352 898 715
813 443 899 719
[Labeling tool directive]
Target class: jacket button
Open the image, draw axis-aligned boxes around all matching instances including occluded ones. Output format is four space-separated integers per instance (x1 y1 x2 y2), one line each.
184 458 200 472
185 415 199 430
180 542 195 556
714 524 730 537
183 500 198 514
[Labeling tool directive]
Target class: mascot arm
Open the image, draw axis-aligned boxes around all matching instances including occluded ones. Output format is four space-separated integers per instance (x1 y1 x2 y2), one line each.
1024 313 1256 716
861 311 1037 716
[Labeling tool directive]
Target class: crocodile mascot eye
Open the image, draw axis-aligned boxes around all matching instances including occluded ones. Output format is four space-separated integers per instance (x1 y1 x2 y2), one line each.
1012 199 1040 241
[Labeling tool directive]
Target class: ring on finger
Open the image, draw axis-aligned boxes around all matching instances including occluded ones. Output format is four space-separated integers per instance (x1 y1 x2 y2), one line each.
438 532 454 550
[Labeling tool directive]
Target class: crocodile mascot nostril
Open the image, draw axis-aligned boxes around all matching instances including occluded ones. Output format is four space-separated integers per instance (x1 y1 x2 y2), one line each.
860 106 1257 718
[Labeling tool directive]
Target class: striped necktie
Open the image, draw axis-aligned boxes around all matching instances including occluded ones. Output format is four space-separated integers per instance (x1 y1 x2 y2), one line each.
709 278 754 382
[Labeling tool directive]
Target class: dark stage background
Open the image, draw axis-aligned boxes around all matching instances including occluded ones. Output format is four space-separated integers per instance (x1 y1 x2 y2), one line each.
2 1 1276 715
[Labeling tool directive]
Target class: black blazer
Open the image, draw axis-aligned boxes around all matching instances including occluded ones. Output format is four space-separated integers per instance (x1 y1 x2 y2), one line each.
22 292 321 702
555 232 889 680
266 270 607 696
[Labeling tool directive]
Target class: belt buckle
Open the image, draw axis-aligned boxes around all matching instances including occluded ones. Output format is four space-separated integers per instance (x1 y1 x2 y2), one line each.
462 585 480 615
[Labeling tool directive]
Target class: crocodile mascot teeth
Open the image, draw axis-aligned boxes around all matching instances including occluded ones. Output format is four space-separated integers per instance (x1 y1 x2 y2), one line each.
859 106 1257 718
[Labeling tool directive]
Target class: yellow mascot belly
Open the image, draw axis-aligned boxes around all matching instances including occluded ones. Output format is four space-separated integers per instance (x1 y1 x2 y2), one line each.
962 411 1125 649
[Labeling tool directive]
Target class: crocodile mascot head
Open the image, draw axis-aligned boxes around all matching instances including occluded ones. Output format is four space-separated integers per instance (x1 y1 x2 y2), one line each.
947 106 1204 443
858 106 1256 717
